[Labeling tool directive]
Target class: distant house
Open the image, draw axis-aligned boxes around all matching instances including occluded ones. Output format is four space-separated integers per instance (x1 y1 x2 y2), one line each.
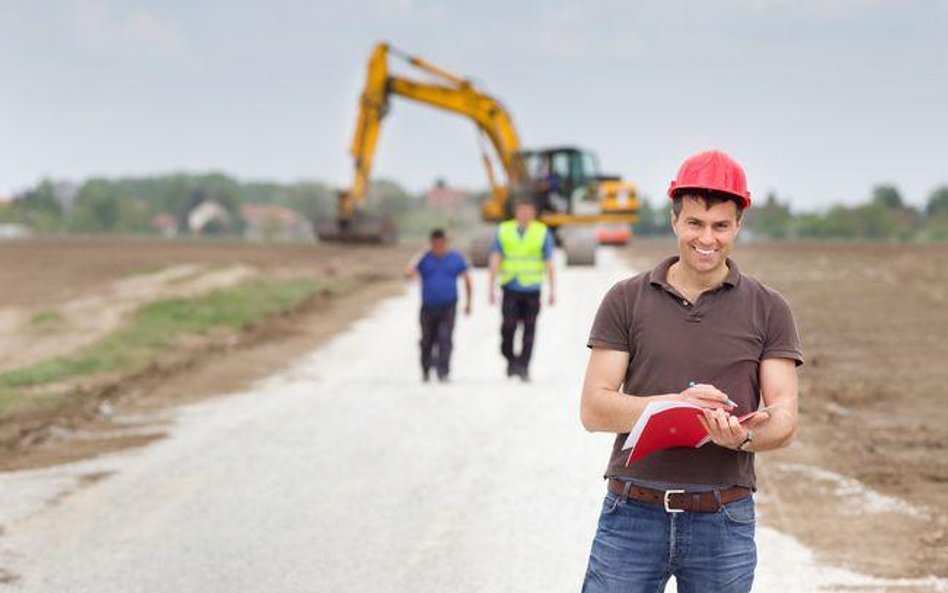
0 223 32 240
426 180 468 211
150 213 178 238
187 199 233 235
240 203 314 242
53 181 80 213
0 197 31 239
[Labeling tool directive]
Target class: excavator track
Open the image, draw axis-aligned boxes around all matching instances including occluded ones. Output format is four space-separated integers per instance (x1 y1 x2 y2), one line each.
316 214 398 245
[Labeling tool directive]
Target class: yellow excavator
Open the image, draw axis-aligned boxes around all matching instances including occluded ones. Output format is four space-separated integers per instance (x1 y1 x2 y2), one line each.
320 42 638 265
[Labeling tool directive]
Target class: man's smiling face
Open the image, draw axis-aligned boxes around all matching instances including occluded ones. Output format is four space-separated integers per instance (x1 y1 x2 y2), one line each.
671 195 742 275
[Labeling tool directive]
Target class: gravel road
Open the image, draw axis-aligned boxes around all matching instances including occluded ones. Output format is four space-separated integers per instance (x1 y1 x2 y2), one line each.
0 250 935 592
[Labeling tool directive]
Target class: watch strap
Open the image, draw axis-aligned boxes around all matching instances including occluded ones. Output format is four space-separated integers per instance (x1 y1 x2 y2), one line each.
737 430 754 451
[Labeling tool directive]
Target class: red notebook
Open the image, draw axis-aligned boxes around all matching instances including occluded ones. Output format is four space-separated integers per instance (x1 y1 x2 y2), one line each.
622 401 765 465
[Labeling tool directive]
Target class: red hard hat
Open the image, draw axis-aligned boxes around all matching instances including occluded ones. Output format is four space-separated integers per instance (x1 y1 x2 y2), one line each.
667 149 751 209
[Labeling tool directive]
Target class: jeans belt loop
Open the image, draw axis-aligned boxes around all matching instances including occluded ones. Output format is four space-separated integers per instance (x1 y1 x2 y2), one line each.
620 481 632 500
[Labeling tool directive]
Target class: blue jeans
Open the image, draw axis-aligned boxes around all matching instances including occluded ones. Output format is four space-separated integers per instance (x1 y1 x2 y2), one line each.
582 491 757 593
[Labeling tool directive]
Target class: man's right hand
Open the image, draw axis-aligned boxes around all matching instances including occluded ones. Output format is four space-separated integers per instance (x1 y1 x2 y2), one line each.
488 288 497 306
678 383 735 411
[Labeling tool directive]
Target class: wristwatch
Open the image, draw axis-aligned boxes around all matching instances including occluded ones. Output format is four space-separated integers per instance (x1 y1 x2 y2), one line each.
737 430 754 451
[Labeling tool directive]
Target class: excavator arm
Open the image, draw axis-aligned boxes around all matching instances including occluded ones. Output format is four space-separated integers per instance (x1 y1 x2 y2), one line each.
323 43 526 242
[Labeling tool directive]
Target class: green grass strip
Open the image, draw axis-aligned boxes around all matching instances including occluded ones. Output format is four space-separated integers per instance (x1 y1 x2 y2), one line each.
0 277 334 390
28 309 65 332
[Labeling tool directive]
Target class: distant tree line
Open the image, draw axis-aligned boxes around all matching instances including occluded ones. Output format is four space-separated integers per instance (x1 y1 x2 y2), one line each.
5 174 947 242
0 173 419 236
633 183 948 242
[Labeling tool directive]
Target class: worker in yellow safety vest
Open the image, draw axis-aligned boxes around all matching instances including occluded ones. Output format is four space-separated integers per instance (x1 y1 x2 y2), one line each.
488 198 556 382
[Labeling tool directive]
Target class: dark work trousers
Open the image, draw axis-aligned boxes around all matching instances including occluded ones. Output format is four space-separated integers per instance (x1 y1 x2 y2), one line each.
500 287 542 371
419 302 457 378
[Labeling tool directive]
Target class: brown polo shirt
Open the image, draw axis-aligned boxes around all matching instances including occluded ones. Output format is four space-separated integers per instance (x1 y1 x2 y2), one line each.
587 256 803 489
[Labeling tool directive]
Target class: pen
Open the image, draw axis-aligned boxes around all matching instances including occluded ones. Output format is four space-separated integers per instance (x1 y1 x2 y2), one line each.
689 381 738 408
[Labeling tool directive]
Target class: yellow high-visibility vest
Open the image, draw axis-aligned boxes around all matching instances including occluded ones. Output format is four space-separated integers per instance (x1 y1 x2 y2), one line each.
499 220 548 288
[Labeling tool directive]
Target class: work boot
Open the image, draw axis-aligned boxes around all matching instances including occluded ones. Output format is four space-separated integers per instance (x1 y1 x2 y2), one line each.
422 368 430 383
437 372 450 383
517 367 530 383
506 362 516 378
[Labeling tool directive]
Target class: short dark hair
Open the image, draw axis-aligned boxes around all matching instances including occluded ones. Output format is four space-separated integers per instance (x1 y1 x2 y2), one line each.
430 228 446 240
671 190 745 221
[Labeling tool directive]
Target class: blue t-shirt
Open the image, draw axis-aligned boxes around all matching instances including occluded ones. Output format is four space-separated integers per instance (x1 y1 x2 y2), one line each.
490 226 554 293
416 250 469 306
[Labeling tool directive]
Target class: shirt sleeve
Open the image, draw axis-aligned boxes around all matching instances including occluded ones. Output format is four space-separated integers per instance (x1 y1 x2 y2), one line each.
762 292 804 366
455 252 469 273
490 234 503 255
542 230 554 261
587 281 630 351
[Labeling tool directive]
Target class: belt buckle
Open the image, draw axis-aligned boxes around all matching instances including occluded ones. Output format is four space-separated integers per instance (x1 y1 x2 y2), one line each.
663 489 685 513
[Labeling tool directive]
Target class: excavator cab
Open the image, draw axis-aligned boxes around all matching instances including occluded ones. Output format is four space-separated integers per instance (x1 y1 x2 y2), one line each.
514 147 612 216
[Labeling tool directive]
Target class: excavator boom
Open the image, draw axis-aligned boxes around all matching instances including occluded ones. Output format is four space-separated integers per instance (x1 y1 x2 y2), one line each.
321 43 527 242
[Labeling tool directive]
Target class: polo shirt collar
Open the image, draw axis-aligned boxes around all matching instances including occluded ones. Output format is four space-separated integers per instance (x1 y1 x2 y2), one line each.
647 256 742 290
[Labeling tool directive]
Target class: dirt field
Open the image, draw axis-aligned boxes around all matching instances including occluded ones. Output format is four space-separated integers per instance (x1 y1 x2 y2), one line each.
0 238 418 470
0 237 945 586
623 239 948 582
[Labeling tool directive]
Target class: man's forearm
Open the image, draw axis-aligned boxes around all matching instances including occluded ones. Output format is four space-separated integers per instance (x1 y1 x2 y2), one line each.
746 359 799 452
487 252 500 298
583 385 752 435
744 408 797 452
581 388 677 433
488 254 498 283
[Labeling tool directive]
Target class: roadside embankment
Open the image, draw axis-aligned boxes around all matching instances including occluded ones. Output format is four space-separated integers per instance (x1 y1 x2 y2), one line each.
0 238 417 470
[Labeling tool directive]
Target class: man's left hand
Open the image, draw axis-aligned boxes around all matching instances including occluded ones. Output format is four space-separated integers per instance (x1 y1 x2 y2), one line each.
699 408 769 450
548 291 556 307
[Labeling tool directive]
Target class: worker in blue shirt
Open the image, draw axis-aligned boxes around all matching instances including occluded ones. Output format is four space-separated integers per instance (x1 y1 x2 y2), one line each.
406 228 472 383
487 198 556 382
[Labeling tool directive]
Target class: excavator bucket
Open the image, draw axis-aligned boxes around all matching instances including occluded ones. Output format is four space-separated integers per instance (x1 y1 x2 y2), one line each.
316 214 398 245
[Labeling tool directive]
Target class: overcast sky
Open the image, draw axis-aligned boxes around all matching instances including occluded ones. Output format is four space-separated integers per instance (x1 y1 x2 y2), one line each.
2 0 946 211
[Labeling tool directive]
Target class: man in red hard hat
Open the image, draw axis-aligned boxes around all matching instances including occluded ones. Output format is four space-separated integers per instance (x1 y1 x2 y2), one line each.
578 149 803 592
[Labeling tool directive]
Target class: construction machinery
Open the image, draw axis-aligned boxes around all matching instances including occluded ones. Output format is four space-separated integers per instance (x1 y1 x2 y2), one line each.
595 223 633 246
321 42 638 265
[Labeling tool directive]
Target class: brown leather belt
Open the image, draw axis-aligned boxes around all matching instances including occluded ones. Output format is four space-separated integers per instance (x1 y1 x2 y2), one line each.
608 478 752 513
